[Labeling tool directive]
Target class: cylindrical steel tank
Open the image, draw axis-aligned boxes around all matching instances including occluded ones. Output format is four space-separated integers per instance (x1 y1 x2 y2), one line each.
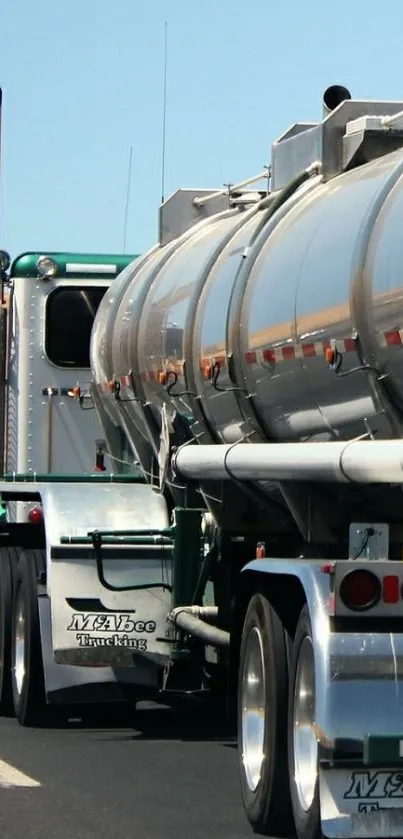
92 147 403 469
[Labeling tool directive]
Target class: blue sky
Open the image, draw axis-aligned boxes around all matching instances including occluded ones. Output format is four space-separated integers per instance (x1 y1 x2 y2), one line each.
1 0 403 260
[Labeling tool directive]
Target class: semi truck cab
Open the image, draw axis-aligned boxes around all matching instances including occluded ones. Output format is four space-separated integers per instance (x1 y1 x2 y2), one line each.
0 250 138 519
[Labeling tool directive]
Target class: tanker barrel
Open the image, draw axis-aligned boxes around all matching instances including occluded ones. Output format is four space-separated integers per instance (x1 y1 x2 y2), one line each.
323 84 351 118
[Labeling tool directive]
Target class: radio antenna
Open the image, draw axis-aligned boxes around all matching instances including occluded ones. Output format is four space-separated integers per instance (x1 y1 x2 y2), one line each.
122 145 133 254
0 88 3 244
161 21 168 205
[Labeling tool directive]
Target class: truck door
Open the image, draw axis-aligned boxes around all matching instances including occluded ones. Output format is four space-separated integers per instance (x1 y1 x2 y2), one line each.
41 282 108 474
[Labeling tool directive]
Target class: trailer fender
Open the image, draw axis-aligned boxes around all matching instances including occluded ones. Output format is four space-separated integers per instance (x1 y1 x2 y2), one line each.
240 559 403 838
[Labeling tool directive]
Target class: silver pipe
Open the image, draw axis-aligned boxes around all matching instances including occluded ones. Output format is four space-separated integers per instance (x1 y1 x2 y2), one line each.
171 605 218 619
381 109 403 128
45 389 54 472
172 439 403 485
169 605 229 647
193 169 270 208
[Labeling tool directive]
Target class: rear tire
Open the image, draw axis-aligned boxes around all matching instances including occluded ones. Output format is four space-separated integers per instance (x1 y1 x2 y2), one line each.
11 550 47 727
0 547 20 716
288 604 321 839
238 592 293 835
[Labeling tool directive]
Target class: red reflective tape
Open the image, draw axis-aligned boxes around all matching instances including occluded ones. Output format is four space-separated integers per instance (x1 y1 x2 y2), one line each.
344 337 356 352
302 343 316 357
282 345 295 360
385 330 402 346
382 575 400 604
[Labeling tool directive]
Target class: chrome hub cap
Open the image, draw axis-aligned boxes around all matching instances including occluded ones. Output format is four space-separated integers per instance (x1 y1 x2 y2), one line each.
241 626 266 792
14 591 26 697
293 636 317 811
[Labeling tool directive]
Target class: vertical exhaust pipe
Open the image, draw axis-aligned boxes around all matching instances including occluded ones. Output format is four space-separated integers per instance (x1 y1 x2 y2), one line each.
323 84 351 118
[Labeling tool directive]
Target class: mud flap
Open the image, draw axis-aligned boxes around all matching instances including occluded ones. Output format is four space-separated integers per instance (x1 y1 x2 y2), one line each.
48 542 173 667
320 766 403 838
38 596 161 705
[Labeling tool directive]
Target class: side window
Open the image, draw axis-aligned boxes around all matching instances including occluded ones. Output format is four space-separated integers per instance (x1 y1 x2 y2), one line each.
45 286 106 368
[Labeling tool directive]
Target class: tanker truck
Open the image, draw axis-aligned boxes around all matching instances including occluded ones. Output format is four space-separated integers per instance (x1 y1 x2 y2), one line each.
0 249 145 721
4 83 403 839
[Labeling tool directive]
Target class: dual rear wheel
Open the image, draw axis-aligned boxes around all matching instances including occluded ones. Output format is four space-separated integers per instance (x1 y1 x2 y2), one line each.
0 547 137 727
0 548 47 725
238 594 320 839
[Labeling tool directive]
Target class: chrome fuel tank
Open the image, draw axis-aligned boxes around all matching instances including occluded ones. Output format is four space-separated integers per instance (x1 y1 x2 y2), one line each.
92 147 403 460
90 253 158 457
90 258 139 431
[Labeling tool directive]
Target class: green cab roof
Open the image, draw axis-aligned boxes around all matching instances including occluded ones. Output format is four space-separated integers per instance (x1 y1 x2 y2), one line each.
10 251 139 280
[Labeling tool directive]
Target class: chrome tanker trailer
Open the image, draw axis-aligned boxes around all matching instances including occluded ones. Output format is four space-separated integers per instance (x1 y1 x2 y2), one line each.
7 84 403 838
88 83 403 839
86 84 403 838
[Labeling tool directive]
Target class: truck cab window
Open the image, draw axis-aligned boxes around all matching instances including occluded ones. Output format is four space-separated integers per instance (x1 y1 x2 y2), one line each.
45 286 106 368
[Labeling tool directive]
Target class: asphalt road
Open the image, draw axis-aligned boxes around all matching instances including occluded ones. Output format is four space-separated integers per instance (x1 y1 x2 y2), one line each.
0 700 251 839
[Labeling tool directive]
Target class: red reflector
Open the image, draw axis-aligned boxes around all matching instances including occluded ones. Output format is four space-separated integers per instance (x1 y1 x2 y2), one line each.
382 575 400 604
28 506 42 524
321 563 335 574
339 569 381 611
282 346 295 360
385 330 402 347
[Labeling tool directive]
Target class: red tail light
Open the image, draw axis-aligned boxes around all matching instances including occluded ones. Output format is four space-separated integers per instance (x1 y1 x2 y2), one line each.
28 506 42 524
339 569 381 611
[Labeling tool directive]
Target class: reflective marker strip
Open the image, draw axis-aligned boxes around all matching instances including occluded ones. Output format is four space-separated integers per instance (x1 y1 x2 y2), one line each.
99 328 403 391
66 263 117 274
0 759 41 788
383 329 403 346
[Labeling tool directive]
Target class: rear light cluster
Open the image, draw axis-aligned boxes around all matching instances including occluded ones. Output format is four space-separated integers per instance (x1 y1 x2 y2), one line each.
28 506 43 524
339 569 401 612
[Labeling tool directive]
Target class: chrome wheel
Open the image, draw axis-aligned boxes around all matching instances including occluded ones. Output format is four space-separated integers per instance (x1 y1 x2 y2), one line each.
13 590 25 697
241 625 266 792
293 636 317 811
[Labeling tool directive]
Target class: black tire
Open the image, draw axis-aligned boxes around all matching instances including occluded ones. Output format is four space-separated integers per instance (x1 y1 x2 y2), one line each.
288 604 321 839
238 592 293 836
11 550 47 727
0 547 20 715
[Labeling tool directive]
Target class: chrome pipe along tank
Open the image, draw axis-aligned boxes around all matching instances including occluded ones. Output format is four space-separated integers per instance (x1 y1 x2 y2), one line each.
91 95 403 485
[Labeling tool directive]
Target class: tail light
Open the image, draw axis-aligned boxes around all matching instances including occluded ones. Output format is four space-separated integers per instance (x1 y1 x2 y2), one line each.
339 569 381 612
28 506 43 524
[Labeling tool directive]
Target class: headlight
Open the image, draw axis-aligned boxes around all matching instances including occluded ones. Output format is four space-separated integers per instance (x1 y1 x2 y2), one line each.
36 255 57 279
0 250 10 272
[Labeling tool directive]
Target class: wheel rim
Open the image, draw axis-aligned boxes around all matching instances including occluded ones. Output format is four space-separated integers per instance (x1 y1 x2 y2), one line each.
241 625 266 792
293 635 317 811
13 590 25 697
